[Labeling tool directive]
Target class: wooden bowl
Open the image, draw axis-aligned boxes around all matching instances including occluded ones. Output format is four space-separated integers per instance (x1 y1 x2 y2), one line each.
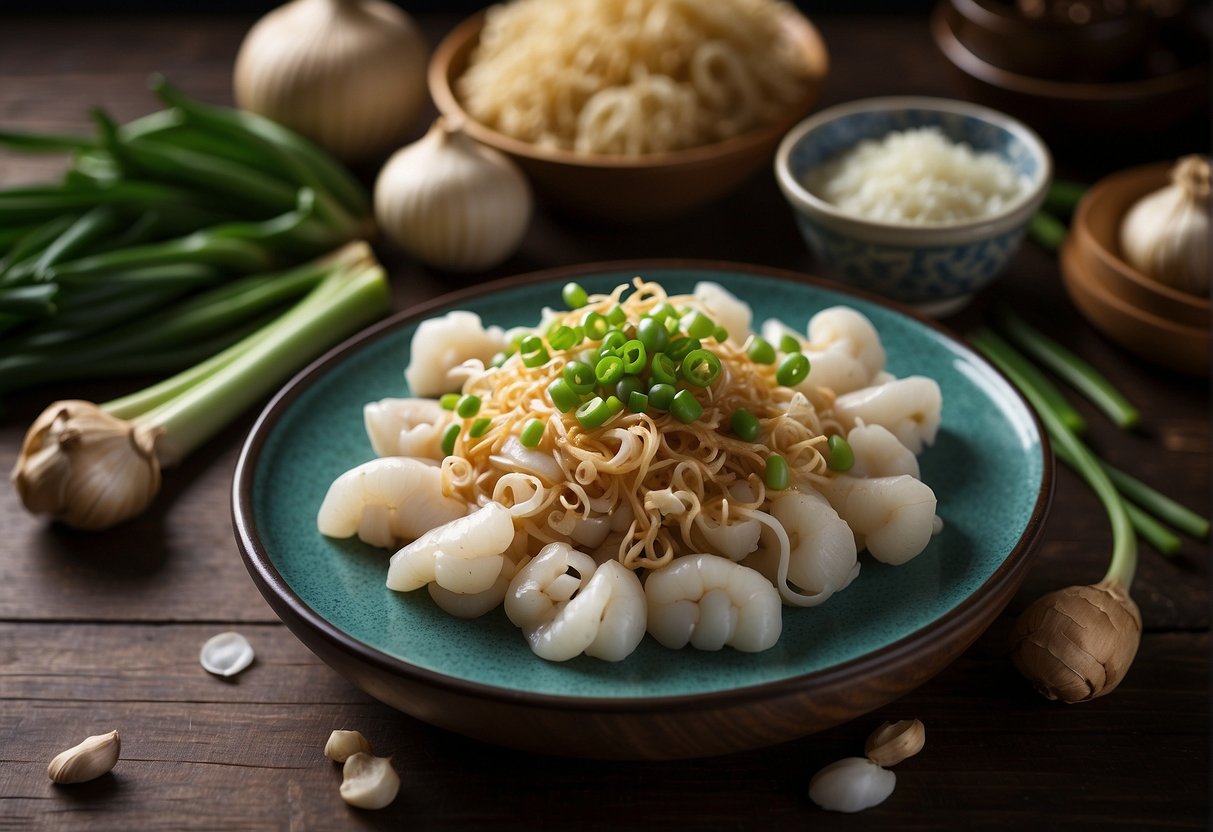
428 10 829 222
931 3 1210 160
1061 237 1211 376
939 0 1153 81
1070 161 1212 329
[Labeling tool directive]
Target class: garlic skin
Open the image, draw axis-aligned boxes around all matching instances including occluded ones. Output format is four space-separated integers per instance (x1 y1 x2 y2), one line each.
199 632 256 678
12 400 161 531
234 0 429 164
375 119 533 272
864 719 925 767
809 757 896 813
1119 155 1211 296
48 730 121 784
1011 579 1142 703
340 752 400 809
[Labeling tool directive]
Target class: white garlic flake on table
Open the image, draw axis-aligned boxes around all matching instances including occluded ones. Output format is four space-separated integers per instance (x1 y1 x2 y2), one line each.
340 752 400 809
47 730 121 784
808 757 896 813
199 631 255 677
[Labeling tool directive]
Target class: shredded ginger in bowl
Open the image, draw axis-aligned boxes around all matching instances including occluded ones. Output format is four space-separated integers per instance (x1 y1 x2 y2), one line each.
807 127 1029 225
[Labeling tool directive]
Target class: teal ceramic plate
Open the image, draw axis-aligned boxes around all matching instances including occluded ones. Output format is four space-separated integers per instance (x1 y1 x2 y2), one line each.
233 260 1051 759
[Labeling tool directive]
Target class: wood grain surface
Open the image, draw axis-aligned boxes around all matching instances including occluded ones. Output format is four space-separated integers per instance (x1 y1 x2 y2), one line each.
0 11 1208 831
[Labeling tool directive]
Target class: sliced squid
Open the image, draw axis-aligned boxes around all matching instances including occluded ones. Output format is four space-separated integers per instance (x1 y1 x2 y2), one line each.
693 281 752 345
363 397 452 460
645 554 781 652
404 310 506 397
833 377 942 454
762 307 886 395
823 474 937 565
743 489 860 607
693 505 762 562
317 456 468 548
386 502 516 594
427 531 530 619
846 422 920 479
504 542 646 662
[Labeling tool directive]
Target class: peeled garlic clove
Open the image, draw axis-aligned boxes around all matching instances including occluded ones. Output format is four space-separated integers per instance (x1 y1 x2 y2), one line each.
340 752 400 809
809 757 896 813
11 400 162 530
199 631 255 677
864 719 925 767
374 119 533 272
48 730 121 784
234 0 429 163
325 729 372 763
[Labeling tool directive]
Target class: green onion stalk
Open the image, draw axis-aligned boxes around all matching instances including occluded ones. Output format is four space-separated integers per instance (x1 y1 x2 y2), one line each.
11 241 390 531
971 327 1141 703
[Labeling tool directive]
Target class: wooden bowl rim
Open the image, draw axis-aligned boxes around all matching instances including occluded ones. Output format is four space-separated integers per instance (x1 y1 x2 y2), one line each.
931 5 1210 101
232 258 1053 717
1072 161 1213 316
426 8 830 171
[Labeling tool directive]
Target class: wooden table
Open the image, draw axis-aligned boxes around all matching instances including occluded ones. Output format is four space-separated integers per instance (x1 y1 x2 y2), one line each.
1 11 1208 831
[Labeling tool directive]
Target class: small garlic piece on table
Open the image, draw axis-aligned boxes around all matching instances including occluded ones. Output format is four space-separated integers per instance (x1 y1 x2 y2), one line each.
865 719 926 767
199 631 255 677
325 729 372 763
340 752 400 809
809 757 896 813
48 730 121 784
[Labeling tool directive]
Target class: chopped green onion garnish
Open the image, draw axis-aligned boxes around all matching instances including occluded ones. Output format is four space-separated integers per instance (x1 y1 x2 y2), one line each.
563 359 596 393
765 453 789 490
604 394 625 416
648 382 675 411
547 378 580 412
548 325 578 351
469 417 492 438
489 350 511 368
439 393 460 410
667 336 700 361
681 348 721 387
595 354 624 385
583 311 609 341
650 352 678 385
627 390 649 413
455 394 481 418
441 422 461 456
712 326 729 342
746 336 776 365
607 305 627 326
599 329 627 354
731 408 761 442
670 389 703 424
637 317 670 354
575 395 612 428
779 334 801 353
562 281 588 309
519 335 549 368
620 339 647 374
648 302 677 321
827 435 854 472
680 310 716 339
776 352 810 387
616 375 644 402
663 316 680 333
519 418 545 448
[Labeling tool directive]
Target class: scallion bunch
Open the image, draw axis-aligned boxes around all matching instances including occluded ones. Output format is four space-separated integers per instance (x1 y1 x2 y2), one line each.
0 76 374 398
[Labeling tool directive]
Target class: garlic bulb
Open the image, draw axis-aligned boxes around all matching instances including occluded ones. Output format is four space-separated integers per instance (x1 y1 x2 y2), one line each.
234 0 429 164
374 119 533 272
1119 155 1211 296
11 400 161 531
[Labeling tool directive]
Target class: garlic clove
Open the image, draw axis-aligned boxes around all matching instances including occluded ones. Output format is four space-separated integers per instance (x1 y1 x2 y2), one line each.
325 729 372 763
48 730 121 784
199 631 256 678
11 400 161 530
234 0 430 163
808 757 896 813
340 752 400 809
864 719 926 767
374 119 533 273
1118 155 1211 296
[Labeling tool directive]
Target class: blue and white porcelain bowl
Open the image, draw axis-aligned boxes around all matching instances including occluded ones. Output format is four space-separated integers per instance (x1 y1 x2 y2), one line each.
775 96 1051 316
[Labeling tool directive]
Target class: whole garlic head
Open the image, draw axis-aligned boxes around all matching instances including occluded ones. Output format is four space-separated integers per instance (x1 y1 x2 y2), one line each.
12 400 161 530
374 119 533 272
234 0 429 163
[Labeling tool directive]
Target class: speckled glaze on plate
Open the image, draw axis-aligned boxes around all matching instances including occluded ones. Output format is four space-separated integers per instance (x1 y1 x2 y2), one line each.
233 260 1051 759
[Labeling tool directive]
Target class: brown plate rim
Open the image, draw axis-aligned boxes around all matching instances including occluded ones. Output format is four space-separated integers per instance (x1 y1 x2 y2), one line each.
231 258 1053 713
